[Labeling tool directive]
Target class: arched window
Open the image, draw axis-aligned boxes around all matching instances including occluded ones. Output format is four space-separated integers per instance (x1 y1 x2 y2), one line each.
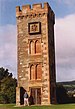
35 40 41 53
30 41 34 54
36 64 42 79
30 65 35 80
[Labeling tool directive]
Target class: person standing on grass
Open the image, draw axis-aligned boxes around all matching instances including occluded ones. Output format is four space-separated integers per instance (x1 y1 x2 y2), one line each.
24 90 29 106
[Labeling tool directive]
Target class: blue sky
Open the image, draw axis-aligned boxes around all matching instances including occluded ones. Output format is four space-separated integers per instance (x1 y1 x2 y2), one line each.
0 0 75 82
0 0 75 26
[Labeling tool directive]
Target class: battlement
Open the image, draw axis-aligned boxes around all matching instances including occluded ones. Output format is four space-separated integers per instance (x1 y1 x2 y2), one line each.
16 2 53 17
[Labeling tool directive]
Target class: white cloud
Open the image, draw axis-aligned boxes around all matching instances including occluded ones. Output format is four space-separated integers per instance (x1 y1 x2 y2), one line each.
0 24 17 77
55 14 75 81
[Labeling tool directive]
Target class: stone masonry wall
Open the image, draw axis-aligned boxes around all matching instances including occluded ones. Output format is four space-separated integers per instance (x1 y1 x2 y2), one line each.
16 2 56 105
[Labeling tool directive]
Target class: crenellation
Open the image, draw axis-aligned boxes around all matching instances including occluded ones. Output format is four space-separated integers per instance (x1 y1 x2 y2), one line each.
22 5 31 10
16 2 54 18
44 2 50 9
16 6 21 12
22 5 31 14
16 6 22 17
32 3 42 9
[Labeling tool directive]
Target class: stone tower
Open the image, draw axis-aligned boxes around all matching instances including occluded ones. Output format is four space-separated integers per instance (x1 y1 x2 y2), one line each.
16 2 56 106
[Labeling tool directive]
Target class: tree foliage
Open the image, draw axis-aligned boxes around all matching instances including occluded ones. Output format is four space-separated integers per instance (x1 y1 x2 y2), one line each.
0 67 17 104
56 83 75 104
56 83 68 104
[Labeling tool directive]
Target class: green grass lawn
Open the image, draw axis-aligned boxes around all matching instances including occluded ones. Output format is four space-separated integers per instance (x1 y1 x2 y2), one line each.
0 104 75 109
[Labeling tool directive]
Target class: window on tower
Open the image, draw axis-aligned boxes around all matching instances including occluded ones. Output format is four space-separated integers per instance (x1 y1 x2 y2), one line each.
36 64 42 79
30 63 42 80
35 40 41 53
30 41 34 54
29 39 41 55
30 65 35 80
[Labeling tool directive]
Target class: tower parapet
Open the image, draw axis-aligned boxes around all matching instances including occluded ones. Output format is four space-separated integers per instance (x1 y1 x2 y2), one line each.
16 2 55 24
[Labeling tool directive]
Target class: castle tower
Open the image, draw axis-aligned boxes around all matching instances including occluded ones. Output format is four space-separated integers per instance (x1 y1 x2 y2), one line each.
16 2 56 105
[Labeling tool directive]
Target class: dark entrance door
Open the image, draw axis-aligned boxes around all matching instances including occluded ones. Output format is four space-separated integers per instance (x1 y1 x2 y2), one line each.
30 88 41 104
20 87 25 105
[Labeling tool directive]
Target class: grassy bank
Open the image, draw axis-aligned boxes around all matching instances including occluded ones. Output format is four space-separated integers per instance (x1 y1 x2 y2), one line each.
0 104 75 109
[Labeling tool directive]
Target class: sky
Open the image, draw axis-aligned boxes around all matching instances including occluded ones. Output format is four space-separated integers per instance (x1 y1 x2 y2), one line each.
0 0 75 82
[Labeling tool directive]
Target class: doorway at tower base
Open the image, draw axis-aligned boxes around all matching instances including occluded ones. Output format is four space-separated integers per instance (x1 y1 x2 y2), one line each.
16 87 25 106
30 88 41 105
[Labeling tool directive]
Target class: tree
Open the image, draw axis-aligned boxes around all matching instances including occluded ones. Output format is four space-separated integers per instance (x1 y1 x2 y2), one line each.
0 68 9 80
56 83 68 104
0 67 17 104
